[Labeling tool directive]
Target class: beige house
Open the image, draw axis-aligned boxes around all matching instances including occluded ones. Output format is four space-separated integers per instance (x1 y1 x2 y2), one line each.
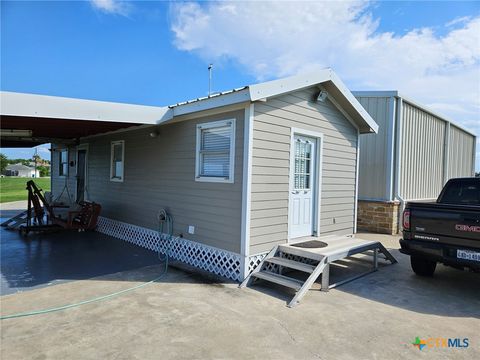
0 69 377 281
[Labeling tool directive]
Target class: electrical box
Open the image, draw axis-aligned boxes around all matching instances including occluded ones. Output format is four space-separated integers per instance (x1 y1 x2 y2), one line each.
188 225 195 234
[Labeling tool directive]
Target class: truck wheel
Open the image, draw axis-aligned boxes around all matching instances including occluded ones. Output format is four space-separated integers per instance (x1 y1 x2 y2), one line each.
410 256 436 277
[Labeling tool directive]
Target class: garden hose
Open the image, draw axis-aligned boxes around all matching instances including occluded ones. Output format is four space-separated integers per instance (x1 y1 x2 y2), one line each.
0 210 175 320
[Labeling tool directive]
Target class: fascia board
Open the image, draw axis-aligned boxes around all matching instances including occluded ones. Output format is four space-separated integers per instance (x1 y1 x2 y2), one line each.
168 89 251 119
1 91 166 125
248 69 332 101
329 72 378 134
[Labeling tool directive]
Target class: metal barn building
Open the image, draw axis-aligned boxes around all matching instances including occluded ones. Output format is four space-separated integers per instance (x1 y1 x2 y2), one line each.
353 91 476 234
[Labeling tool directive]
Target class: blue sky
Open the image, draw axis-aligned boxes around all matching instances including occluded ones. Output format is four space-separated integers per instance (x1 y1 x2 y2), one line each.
1 1 479 169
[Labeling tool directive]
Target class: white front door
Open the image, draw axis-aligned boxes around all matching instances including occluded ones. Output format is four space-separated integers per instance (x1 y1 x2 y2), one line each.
289 135 316 239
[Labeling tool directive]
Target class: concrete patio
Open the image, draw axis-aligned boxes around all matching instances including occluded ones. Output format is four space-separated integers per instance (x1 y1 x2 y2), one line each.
1 203 479 359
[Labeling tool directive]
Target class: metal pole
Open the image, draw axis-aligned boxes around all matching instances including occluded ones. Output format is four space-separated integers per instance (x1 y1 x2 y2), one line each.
208 64 213 96
34 148 38 178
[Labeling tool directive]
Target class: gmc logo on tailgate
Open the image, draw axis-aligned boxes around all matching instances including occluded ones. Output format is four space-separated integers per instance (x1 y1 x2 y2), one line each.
455 224 480 233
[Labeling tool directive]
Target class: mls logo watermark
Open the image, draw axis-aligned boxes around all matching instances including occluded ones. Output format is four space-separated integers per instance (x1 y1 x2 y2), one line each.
412 337 469 351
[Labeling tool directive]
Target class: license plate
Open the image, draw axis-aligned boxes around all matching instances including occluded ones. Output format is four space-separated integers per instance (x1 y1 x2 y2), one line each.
457 249 480 262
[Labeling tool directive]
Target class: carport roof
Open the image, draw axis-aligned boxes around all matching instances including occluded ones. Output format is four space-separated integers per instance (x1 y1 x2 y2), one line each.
0 92 168 147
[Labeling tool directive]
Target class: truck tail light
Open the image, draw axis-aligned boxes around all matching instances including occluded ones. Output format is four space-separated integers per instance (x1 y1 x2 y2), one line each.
403 209 410 230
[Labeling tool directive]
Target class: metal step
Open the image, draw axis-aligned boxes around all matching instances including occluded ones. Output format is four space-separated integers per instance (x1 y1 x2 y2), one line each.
252 271 303 291
278 244 325 261
265 256 316 273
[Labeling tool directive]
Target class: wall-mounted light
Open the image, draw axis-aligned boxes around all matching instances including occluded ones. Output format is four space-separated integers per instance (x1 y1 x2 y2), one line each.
316 90 328 103
149 130 160 138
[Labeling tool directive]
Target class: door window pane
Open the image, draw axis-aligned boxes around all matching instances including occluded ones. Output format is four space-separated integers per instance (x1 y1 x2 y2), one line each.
294 139 313 190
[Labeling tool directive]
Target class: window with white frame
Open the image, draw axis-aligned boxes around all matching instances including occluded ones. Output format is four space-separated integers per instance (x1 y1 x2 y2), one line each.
196 119 235 183
110 140 124 182
59 149 68 177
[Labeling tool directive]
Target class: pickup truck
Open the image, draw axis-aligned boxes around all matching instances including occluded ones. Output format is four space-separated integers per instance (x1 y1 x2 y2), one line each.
400 177 480 276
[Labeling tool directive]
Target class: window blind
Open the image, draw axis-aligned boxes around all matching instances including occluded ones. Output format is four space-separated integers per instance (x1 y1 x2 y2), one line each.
200 125 231 177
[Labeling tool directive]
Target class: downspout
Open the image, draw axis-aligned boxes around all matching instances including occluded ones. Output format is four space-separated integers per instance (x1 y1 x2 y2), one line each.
385 96 396 201
443 121 451 184
393 97 406 229
472 136 477 177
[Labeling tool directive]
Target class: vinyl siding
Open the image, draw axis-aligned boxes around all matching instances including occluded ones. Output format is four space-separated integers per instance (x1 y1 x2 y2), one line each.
249 88 358 255
51 110 244 253
355 96 393 200
448 125 475 178
400 102 446 200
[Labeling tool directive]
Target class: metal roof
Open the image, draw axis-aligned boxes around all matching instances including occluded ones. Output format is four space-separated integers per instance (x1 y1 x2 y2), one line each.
352 90 476 137
165 69 378 133
168 87 248 108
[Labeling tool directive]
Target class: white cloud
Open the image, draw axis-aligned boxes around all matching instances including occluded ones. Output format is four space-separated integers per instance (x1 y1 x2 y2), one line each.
170 1 480 170
90 0 131 16
36 145 51 159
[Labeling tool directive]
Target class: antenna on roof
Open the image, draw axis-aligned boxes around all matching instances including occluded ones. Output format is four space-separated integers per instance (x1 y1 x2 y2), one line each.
208 64 213 97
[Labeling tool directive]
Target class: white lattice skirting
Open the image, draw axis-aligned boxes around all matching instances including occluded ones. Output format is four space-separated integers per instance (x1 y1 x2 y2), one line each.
247 253 267 273
96 216 242 281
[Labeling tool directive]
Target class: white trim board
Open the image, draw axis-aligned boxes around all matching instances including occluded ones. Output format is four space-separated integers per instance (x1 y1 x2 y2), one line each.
354 129 360 233
240 104 254 279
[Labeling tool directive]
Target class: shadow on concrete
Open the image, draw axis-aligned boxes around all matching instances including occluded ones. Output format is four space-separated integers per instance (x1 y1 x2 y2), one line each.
245 250 480 318
335 248 480 318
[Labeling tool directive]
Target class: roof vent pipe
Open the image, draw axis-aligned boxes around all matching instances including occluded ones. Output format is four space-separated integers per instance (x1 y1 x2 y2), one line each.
208 64 213 97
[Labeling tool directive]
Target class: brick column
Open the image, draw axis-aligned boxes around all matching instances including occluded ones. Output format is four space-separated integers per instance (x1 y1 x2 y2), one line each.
357 200 400 235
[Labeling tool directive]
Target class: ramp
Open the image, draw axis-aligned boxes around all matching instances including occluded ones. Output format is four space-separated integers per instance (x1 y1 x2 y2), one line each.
240 235 397 307
1 210 29 229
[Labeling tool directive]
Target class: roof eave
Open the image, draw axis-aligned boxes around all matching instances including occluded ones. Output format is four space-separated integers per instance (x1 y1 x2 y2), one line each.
0 91 168 125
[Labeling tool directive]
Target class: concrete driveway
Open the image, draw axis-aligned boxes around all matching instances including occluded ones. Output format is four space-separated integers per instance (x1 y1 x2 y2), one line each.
1 204 479 359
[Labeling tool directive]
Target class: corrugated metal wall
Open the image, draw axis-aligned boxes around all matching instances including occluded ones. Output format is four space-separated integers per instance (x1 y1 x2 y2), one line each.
400 102 446 200
448 125 475 178
355 96 392 200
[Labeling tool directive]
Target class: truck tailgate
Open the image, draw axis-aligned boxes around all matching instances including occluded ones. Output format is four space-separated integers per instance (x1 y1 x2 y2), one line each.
410 203 480 248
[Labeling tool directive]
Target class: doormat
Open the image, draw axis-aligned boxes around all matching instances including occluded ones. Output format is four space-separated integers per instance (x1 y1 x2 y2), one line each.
291 240 328 248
